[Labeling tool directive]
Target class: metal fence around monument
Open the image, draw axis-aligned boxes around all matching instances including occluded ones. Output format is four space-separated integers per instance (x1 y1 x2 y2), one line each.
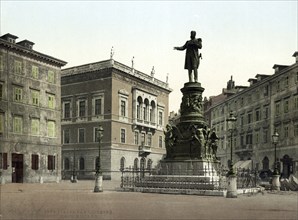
120 167 259 191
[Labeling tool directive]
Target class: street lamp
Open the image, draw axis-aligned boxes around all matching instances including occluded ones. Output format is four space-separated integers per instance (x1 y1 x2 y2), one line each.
226 111 237 176
94 125 104 192
272 130 279 175
271 129 280 191
71 146 77 183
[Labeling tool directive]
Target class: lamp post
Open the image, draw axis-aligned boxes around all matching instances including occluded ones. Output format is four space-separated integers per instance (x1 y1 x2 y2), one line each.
271 130 280 190
226 111 237 176
94 125 104 193
71 146 77 183
226 111 237 198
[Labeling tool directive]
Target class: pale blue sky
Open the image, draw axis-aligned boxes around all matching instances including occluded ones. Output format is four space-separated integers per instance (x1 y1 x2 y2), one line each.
1 0 297 112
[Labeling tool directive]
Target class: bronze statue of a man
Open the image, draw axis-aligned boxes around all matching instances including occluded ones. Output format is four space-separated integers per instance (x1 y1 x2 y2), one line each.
174 31 202 82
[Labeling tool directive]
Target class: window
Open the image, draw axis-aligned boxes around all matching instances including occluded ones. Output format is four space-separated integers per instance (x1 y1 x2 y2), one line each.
240 135 244 146
284 99 289 113
264 85 269 96
79 100 86 117
284 126 289 138
0 55 3 71
285 76 289 88
64 158 70 170
246 134 252 145
147 159 152 170
255 109 260 121
63 129 70 144
141 133 145 145
295 124 298 137
263 130 268 143
137 104 141 119
31 89 39 106
158 111 163 126
276 81 280 92
120 100 126 117
31 118 40 136
78 128 85 143
95 98 102 115
79 157 85 170
14 60 22 74
248 112 252 124
134 131 139 145
32 66 39 79
47 120 55 137
14 87 22 102
147 133 152 147
63 102 71 118
134 158 138 170
13 116 23 134
275 102 280 116
48 155 55 170
294 96 298 110
121 128 126 143
47 70 55 83
296 72 298 83
0 113 4 133
159 136 163 148
240 115 244 127
31 154 39 170
0 83 3 100
255 132 259 144
264 106 269 119
48 94 55 109
120 157 125 171
0 153 8 170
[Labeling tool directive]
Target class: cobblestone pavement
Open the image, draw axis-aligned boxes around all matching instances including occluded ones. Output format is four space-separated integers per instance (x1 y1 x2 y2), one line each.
0 180 297 220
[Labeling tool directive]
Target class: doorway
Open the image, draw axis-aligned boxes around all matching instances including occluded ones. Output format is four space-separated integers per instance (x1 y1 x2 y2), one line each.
12 153 24 183
281 155 293 179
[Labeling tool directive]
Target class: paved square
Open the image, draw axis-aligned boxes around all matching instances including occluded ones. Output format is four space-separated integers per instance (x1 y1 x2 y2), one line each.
0 180 297 220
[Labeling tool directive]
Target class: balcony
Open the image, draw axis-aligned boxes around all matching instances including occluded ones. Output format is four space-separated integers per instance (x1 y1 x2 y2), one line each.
235 144 253 158
138 143 151 157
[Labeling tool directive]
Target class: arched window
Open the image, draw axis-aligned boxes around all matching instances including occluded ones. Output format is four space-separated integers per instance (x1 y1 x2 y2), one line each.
262 156 269 170
147 159 153 170
95 156 99 170
150 101 156 123
79 157 85 170
134 158 139 170
137 96 143 120
144 99 149 121
120 157 125 171
64 157 70 170
140 158 146 171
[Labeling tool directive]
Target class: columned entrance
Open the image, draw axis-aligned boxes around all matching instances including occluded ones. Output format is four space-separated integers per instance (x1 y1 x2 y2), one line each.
12 153 24 183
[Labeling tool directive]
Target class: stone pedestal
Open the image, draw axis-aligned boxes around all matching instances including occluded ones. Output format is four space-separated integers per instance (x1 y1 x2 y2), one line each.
160 159 220 177
94 174 103 192
271 174 280 191
226 175 237 198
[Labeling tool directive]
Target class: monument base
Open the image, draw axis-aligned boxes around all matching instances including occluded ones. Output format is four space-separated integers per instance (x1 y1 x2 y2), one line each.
160 159 220 176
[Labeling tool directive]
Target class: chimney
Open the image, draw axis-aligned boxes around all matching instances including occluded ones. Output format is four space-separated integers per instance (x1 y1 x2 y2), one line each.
0 33 18 44
17 40 34 50
293 51 298 63
248 78 257 86
272 64 289 74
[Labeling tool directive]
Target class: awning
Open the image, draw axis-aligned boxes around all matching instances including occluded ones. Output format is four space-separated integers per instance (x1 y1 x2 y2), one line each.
233 160 252 169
